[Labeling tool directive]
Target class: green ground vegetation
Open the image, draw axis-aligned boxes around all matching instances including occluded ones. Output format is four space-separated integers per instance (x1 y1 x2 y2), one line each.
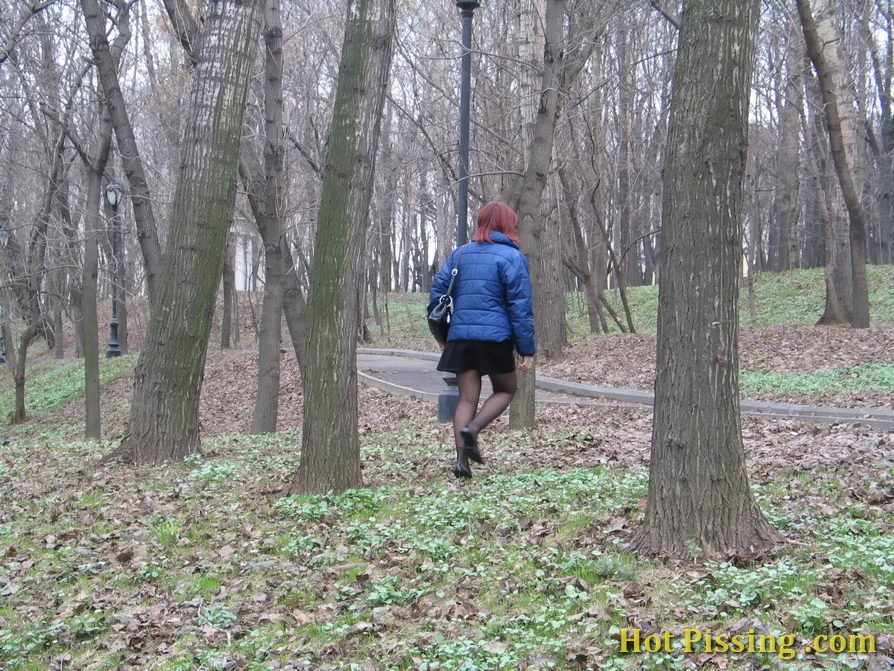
0 354 137 425
739 364 894 396
0 422 891 670
378 265 894 341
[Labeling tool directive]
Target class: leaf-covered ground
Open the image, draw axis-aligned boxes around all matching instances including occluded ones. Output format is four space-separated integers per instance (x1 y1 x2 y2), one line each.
1 266 892 669
538 326 894 410
1 388 892 671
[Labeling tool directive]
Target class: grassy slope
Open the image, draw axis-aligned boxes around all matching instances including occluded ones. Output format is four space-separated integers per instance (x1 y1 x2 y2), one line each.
578 265 894 336
0 355 137 426
380 265 894 341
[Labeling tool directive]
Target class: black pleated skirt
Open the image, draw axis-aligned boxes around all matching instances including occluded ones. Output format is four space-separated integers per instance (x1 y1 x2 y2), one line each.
436 339 515 375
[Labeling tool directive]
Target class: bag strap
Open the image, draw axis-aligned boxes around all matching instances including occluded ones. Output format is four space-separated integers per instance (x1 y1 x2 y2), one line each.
443 244 467 298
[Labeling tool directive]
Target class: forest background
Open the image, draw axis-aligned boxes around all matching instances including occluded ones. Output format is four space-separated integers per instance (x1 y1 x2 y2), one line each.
1 0 893 669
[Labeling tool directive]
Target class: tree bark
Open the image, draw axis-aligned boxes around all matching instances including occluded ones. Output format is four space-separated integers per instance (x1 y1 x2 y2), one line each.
221 234 235 348
249 0 287 434
504 0 565 428
282 245 308 376
81 0 163 301
4 127 67 423
78 102 114 440
864 4 894 265
117 0 262 465
505 0 608 426
798 0 871 328
289 0 395 495
773 17 803 271
617 16 635 286
117 238 128 354
558 165 607 334
83 207 102 438
635 0 780 557
11 325 39 423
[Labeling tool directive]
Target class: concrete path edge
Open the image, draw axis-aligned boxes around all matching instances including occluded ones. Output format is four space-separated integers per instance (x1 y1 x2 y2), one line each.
357 347 894 429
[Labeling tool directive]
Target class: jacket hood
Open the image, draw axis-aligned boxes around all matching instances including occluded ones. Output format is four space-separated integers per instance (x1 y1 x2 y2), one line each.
487 231 519 248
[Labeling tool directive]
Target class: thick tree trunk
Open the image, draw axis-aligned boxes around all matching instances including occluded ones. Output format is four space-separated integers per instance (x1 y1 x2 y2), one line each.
798 0 870 328
11 325 39 423
505 0 572 426
290 0 394 495
117 0 262 465
803 68 851 323
251 237 283 434
636 0 780 557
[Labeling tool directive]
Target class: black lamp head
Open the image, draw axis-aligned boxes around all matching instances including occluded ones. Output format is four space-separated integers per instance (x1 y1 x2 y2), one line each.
105 182 122 208
455 1 480 10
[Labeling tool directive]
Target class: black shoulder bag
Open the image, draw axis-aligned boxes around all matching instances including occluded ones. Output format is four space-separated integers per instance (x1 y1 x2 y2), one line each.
427 245 467 344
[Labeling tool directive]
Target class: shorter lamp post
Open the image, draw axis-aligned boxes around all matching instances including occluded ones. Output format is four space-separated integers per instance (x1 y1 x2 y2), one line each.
437 0 480 423
0 229 8 364
105 183 122 358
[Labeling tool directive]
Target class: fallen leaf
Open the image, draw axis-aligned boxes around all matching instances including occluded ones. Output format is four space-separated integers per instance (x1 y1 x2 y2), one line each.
0 582 19 596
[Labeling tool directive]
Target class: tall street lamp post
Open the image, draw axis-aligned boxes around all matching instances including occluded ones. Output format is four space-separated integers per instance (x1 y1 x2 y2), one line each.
0 229 9 365
438 0 480 423
456 0 479 246
105 183 122 358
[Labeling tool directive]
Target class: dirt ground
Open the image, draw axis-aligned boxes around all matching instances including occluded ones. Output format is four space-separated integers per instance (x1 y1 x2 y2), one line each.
36 348 893 487
538 325 894 409
31 325 890 464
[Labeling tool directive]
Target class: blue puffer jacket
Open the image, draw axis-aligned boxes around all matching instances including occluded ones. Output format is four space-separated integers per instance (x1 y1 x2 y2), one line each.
427 231 536 356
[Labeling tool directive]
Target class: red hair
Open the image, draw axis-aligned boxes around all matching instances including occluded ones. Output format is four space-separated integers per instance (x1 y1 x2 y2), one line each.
474 201 520 244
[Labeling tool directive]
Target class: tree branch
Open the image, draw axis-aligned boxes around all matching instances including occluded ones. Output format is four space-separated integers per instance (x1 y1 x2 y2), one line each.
648 0 681 30
0 0 59 67
159 0 200 66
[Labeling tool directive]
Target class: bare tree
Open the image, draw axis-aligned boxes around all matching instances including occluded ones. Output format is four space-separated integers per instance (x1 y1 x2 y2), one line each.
636 0 780 557
798 0 871 328
290 0 395 495
81 0 163 300
115 0 263 465
504 0 614 428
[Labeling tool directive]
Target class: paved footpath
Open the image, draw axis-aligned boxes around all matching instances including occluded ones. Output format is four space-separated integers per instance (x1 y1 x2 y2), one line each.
357 348 894 431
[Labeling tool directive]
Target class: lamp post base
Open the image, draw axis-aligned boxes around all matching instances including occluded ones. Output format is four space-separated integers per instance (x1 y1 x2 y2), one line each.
437 375 460 423
107 320 121 358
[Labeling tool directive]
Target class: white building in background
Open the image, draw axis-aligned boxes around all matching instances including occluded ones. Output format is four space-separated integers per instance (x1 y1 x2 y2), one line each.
231 224 264 292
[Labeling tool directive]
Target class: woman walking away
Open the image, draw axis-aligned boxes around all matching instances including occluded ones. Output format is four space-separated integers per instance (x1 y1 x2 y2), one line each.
427 201 535 478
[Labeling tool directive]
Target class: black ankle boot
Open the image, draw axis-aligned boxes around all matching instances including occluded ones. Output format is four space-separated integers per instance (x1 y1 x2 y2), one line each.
461 425 483 464
453 444 472 478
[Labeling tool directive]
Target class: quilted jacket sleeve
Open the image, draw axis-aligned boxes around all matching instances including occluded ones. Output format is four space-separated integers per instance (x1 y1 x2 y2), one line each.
427 249 458 315
501 251 536 356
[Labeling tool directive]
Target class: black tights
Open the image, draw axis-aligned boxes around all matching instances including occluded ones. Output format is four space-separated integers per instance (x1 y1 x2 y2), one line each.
453 369 517 451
